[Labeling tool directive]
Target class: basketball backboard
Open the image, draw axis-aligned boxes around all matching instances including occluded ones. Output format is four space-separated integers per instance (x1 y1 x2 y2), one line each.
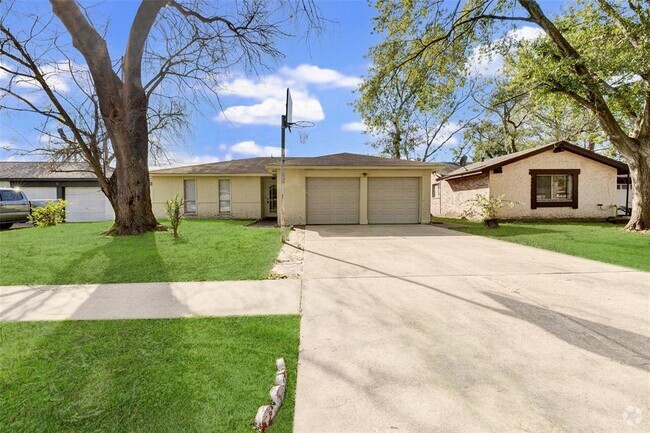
285 88 293 125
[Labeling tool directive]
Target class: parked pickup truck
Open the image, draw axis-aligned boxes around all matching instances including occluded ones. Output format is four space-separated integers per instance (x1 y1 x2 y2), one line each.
0 188 51 230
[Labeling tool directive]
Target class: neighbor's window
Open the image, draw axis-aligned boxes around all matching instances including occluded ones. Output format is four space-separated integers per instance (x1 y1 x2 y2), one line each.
536 174 573 202
432 183 440 198
219 179 231 214
530 169 579 209
184 179 196 214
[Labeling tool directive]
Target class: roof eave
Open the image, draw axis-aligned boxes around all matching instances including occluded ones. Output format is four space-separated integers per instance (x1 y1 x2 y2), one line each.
265 164 440 170
149 172 272 177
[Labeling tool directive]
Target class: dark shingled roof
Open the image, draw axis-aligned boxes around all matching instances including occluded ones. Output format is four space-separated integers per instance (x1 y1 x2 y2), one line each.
443 141 629 179
151 153 441 175
434 162 461 176
150 157 281 175
0 161 108 180
267 152 439 168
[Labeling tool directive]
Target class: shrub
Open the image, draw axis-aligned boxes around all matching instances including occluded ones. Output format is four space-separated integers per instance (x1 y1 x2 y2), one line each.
29 200 67 227
464 194 516 221
164 194 184 239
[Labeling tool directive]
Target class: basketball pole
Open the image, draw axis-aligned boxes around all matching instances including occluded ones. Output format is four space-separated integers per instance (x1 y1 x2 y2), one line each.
280 113 287 243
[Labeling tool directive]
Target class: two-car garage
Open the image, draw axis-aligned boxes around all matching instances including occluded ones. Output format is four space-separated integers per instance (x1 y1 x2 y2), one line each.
306 177 422 225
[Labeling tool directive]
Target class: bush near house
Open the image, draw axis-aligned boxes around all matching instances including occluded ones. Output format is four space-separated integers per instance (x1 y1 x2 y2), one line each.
29 200 67 227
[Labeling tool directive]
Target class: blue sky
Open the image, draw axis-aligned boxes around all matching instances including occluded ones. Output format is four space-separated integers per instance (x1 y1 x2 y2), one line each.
0 1 568 166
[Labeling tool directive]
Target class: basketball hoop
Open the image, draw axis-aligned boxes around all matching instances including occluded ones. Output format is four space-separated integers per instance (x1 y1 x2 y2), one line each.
290 120 314 144
279 89 315 242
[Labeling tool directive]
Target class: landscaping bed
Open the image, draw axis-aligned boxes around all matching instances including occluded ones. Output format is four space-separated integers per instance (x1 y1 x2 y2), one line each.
432 217 650 272
0 315 299 433
0 220 281 285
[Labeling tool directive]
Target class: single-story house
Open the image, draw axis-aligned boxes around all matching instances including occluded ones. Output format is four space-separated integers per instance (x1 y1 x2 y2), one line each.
150 153 442 225
431 141 629 220
0 161 114 222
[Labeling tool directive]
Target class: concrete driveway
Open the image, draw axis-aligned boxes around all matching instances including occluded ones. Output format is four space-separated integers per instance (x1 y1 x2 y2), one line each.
294 224 650 433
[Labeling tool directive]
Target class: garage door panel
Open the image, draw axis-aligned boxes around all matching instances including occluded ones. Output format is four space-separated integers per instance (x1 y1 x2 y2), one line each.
66 187 113 222
18 187 58 200
307 178 359 225
368 177 419 224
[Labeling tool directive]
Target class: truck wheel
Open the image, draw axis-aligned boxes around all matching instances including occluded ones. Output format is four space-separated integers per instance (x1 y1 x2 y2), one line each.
0 223 13 230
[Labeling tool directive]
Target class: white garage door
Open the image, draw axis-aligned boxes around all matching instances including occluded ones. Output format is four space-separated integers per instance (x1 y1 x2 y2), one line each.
18 187 58 201
307 178 360 225
368 177 420 224
66 187 114 222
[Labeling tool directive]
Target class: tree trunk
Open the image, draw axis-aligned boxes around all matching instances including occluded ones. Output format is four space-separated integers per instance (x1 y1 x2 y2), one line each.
624 145 650 231
104 141 159 236
103 87 159 236
50 0 164 235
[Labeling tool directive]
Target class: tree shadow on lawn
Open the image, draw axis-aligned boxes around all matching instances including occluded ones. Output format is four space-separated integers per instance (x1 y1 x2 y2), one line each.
0 318 200 433
53 231 170 285
0 316 298 433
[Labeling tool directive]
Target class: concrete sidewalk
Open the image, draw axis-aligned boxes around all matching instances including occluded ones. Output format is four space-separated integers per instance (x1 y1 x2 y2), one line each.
0 280 301 321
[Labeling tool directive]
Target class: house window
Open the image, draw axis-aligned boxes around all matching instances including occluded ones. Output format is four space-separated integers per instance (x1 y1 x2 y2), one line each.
184 179 196 214
529 169 579 209
219 179 231 214
617 184 627 190
432 183 440 198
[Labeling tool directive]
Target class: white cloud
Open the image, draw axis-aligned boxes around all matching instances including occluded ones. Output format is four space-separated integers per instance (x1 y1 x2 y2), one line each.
279 64 361 89
218 90 324 126
341 121 366 132
215 64 360 126
0 140 16 151
468 26 545 77
150 151 220 169
230 140 281 157
11 62 81 93
426 122 462 148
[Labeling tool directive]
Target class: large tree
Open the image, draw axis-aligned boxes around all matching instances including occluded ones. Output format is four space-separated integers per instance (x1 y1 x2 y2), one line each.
1 0 319 235
369 0 650 231
355 31 470 160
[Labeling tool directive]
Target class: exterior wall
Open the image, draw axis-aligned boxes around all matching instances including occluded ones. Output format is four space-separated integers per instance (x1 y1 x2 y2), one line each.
431 174 489 218
282 168 432 225
489 149 617 219
0 181 10 188
151 175 264 220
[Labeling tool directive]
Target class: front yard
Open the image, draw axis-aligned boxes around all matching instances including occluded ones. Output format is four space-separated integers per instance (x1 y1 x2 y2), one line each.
432 218 650 271
0 220 281 286
0 315 299 433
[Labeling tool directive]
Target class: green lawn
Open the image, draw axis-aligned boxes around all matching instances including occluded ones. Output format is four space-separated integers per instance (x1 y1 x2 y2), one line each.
0 315 299 433
432 218 650 272
0 220 281 285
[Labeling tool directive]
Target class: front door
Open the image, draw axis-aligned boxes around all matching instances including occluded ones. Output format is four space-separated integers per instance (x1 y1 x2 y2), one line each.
263 178 277 218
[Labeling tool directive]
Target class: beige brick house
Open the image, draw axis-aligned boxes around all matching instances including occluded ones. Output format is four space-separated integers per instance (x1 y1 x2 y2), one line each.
151 153 442 225
431 141 629 220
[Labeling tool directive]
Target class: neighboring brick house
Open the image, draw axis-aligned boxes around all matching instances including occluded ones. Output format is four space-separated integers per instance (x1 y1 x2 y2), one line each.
431 141 629 220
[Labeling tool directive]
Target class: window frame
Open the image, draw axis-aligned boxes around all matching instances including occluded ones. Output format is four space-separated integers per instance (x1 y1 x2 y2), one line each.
529 169 580 209
432 183 440 198
183 179 197 215
219 178 231 214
